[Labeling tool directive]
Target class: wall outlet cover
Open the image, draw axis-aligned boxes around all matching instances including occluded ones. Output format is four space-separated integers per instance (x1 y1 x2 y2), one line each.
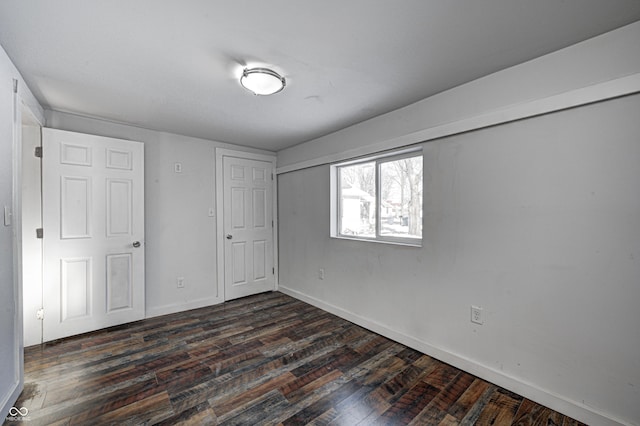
471 305 483 325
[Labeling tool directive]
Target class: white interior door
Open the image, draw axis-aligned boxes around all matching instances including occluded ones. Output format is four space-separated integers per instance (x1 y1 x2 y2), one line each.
223 155 275 300
42 128 145 342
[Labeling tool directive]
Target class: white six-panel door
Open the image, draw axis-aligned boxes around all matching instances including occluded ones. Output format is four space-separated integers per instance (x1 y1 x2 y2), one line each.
223 155 275 300
42 128 145 342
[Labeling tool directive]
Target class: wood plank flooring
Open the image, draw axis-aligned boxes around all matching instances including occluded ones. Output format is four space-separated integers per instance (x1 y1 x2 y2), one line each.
6 292 585 425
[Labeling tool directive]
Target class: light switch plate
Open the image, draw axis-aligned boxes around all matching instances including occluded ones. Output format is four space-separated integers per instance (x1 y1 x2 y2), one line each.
3 206 11 226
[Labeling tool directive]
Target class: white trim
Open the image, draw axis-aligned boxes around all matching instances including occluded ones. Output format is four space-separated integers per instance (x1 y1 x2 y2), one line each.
215 148 278 301
12 83 23 384
145 296 223 319
331 146 422 168
273 168 279 291
330 234 422 247
276 72 640 175
278 285 631 426
216 148 276 164
3 82 25 420
215 150 224 300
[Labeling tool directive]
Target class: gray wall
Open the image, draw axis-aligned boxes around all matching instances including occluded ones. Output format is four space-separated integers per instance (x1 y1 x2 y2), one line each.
278 94 640 425
276 21 640 425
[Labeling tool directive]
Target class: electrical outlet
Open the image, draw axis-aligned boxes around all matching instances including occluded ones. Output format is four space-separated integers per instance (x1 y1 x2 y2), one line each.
177 277 185 288
471 305 483 325
174 162 182 173
319 268 325 280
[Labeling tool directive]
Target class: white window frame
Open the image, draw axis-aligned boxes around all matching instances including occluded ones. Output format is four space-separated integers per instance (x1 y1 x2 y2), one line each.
330 147 423 247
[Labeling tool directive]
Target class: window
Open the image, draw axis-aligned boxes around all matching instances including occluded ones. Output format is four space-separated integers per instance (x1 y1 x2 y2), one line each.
332 149 423 246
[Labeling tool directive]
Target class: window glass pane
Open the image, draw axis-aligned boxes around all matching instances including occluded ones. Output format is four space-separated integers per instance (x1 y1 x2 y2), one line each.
339 162 376 238
379 156 423 239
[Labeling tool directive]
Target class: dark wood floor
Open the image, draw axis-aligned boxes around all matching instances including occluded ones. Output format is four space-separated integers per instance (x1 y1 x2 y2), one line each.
6 292 585 426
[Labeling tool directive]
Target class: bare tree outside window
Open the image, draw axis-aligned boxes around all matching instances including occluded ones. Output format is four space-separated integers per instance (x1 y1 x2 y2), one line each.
380 156 422 238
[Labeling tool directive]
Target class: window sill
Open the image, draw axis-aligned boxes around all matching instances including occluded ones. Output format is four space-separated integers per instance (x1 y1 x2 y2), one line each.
331 234 422 248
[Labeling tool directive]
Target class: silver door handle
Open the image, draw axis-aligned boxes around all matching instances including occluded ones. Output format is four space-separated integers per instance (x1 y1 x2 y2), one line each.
132 241 141 248
226 234 233 240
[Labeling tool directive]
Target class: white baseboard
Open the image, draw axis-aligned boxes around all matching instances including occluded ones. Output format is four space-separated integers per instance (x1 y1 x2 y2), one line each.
145 296 224 319
278 285 629 426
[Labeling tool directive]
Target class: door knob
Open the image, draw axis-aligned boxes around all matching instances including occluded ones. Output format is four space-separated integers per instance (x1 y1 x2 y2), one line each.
226 234 233 240
132 241 141 248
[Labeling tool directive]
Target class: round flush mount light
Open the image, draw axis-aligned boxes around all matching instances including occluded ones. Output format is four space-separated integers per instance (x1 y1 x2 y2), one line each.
240 67 286 96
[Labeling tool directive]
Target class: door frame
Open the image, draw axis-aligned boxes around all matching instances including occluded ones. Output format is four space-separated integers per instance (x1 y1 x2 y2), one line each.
20 112 43 347
5 79 24 420
215 148 277 301
5 80 44 418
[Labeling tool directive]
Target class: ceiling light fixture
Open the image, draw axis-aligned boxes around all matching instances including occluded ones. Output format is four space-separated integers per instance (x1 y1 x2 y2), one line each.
240 67 286 96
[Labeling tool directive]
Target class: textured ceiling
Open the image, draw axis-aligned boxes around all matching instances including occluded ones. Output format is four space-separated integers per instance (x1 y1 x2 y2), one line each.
1 1 639 151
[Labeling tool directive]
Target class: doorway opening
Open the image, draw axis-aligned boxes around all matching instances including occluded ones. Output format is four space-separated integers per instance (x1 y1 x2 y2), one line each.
21 106 43 347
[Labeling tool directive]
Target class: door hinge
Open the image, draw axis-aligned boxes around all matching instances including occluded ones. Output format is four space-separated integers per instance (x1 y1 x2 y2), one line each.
36 308 44 320
36 228 43 239
272 267 275 275
34 146 42 158
271 172 274 181
12 79 18 94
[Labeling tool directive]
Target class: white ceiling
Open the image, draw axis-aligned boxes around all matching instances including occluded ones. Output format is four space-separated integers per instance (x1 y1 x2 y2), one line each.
1 1 639 152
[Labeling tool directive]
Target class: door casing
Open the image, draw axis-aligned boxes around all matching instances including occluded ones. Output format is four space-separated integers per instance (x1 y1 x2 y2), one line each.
215 148 277 300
